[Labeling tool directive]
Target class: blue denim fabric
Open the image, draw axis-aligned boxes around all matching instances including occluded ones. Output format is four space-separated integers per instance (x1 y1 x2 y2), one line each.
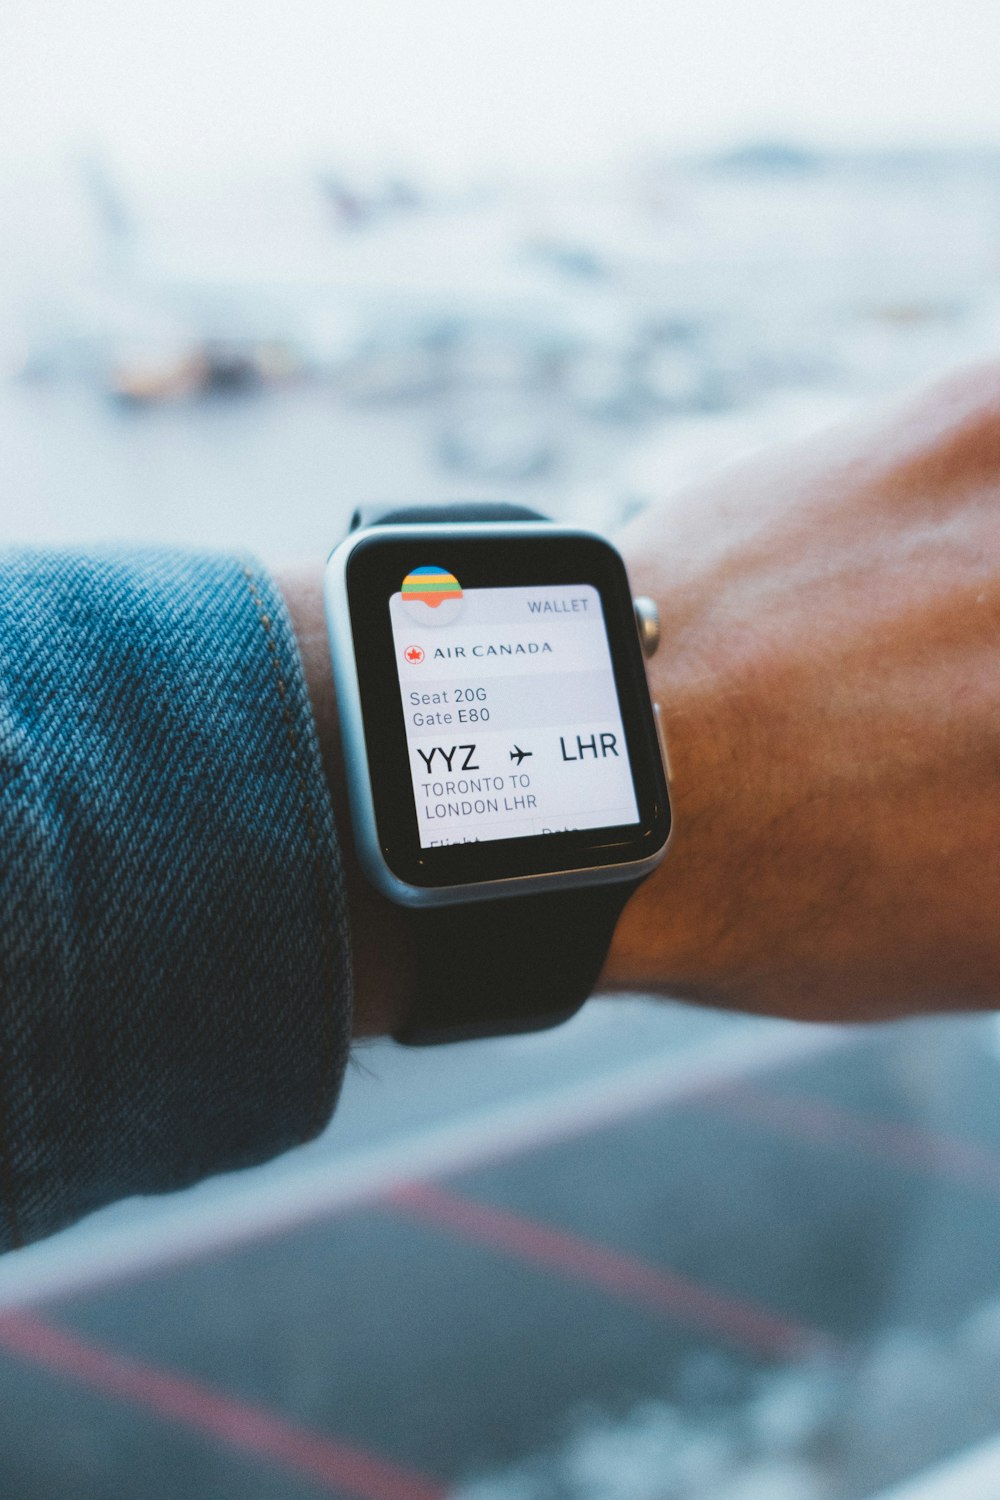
0 550 352 1251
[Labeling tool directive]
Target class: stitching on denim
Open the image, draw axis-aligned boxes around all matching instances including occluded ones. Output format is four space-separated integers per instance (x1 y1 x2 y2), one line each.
0 1086 24 1250
241 566 339 1138
0 752 24 1248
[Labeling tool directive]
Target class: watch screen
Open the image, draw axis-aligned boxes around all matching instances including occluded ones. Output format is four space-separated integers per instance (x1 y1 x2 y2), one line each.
389 577 639 847
342 529 669 889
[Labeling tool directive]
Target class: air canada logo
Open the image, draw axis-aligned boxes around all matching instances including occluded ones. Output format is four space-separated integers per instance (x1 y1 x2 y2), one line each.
400 565 463 627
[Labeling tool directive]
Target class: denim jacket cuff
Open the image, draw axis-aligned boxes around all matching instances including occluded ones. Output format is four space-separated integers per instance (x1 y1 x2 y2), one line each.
0 549 352 1250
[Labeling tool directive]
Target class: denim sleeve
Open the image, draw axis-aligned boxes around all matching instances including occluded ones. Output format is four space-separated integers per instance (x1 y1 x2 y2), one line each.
0 550 352 1251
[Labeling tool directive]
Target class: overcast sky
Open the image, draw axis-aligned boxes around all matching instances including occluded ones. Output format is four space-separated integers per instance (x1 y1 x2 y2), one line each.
2 0 1000 184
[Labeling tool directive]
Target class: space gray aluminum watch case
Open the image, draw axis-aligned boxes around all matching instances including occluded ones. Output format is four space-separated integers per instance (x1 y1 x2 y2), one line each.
324 521 670 908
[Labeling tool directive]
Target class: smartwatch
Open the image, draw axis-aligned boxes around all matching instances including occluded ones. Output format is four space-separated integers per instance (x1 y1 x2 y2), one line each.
325 502 671 1045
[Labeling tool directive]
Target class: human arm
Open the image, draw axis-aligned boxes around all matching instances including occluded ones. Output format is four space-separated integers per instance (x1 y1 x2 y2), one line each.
607 365 1000 1019
2 365 996 1254
285 364 1000 1034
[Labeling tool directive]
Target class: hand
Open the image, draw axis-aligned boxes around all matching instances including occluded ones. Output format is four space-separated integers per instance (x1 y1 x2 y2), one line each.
604 365 1000 1021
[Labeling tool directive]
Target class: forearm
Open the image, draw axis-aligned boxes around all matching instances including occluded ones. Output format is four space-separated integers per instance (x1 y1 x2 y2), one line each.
605 366 1000 1018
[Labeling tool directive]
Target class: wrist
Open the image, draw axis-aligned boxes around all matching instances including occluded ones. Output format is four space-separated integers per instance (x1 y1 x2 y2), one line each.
602 507 781 1011
277 565 414 1038
600 540 737 1003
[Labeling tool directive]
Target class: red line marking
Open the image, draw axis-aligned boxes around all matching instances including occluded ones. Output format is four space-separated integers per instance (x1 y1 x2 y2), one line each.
0 1311 445 1500
389 1181 832 1362
0 1029 847 1313
708 1085 1000 1197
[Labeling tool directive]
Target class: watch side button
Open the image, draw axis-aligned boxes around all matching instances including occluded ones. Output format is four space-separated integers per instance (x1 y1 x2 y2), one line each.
653 701 673 784
633 596 660 658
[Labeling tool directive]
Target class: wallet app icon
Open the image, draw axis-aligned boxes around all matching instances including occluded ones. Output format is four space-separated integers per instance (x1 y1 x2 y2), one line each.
400 566 464 626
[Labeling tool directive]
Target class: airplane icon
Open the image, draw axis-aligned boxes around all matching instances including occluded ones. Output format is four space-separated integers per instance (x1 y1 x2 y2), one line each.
509 745 533 766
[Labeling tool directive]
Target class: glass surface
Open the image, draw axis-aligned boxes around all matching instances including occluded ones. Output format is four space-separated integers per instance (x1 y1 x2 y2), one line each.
3 3 1000 1493
4 1011 1000 1500
389 579 640 848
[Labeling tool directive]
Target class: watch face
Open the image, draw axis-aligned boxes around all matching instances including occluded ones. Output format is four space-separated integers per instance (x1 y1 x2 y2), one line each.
342 528 670 891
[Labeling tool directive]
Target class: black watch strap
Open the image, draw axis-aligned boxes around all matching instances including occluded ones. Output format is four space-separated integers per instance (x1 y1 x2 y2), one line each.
393 882 638 1044
350 501 547 529
349 501 642 1046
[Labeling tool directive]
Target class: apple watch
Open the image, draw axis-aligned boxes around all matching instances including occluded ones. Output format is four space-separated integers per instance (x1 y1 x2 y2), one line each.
325 502 671 1045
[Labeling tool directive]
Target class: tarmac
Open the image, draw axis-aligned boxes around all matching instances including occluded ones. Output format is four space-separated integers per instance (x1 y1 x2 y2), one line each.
1 1000 999 1499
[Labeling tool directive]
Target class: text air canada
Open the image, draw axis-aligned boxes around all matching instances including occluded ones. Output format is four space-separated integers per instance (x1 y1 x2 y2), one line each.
432 641 554 659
